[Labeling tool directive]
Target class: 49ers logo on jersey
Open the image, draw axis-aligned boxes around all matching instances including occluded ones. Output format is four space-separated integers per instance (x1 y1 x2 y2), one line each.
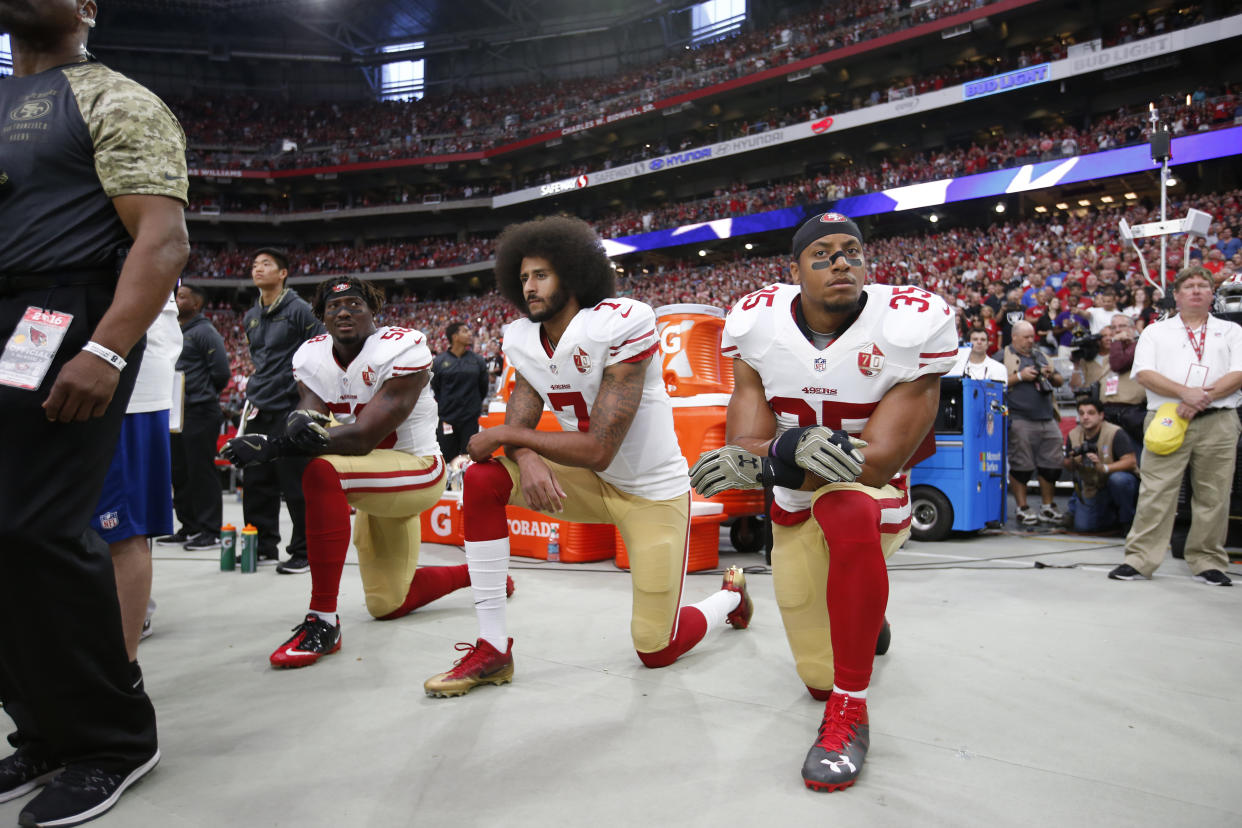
361 365 376 386
572 347 592 374
857 343 885 377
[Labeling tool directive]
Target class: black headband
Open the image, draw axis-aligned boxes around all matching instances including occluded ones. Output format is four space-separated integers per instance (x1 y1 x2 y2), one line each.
792 212 864 260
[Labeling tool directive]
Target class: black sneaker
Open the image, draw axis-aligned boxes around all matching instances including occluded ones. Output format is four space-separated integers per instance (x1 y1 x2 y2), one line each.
257 550 280 566
17 751 158 828
183 532 221 551
276 555 309 574
1108 563 1147 581
153 531 189 546
0 748 62 805
1194 569 1233 586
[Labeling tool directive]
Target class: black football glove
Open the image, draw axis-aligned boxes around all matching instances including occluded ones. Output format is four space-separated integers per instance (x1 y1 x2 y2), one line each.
220 434 282 467
286 409 332 453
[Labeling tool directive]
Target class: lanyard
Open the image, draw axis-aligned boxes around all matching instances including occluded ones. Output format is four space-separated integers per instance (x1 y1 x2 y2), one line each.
1183 319 1207 363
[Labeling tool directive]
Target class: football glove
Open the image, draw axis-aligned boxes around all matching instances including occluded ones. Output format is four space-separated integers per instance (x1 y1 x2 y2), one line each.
690 446 767 498
220 434 283 467
772 426 867 484
286 409 332 452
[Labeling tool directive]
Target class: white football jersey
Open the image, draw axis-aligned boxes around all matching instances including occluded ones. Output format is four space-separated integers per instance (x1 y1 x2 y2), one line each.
721 282 958 511
503 296 689 501
293 325 439 457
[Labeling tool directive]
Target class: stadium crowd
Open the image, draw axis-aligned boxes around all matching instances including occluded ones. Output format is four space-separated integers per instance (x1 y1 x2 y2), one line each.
193 189 1242 393
173 1 1224 173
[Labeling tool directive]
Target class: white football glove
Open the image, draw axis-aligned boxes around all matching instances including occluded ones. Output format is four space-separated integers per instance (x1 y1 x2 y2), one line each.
689 446 765 498
791 427 867 483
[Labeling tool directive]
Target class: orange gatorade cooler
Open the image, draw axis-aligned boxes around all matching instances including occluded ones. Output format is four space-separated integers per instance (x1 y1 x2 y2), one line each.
670 400 765 518
655 304 733 398
504 507 615 562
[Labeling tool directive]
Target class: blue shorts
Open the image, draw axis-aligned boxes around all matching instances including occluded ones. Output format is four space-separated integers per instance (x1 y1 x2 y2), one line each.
91 410 173 544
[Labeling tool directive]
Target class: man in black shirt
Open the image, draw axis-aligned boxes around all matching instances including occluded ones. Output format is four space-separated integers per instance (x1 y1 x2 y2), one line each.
158 284 229 551
431 321 489 459
0 2 189 823
240 248 324 573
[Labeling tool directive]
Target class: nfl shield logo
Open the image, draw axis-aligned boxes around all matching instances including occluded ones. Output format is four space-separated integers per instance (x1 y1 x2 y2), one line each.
814 357 827 373
573 347 592 374
100 511 119 530
857 343 885 377
362 366 376 386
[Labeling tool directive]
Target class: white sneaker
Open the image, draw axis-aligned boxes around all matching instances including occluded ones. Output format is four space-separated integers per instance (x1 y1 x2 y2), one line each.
1039 504 1065 523
141 599 156 640
1016 506 1039 526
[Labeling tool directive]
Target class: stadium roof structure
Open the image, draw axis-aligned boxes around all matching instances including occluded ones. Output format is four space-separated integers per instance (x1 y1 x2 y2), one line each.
98 0 692 59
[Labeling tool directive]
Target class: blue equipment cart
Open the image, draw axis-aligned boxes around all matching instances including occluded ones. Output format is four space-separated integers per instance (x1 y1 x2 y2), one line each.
908 376 1007 541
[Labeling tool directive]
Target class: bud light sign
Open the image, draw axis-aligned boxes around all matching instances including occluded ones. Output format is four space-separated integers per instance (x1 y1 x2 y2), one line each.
963 63 1051 100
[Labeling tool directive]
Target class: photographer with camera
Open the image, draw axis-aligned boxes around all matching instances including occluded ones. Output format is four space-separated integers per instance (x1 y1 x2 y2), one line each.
1004 321 1066 526
1068 324 1111 394
1099 314 1148 446
1063 398 1139 532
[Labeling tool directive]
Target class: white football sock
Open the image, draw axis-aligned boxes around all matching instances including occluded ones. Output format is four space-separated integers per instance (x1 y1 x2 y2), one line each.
833 685 868 699
688 588 742 632
308 610 338 626
466 537 511 651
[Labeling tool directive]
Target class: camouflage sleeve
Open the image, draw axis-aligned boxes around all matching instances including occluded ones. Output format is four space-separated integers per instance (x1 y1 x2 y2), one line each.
64 64 189 204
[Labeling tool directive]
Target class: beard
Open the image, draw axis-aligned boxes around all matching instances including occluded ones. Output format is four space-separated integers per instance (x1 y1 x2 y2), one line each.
526 286 570 322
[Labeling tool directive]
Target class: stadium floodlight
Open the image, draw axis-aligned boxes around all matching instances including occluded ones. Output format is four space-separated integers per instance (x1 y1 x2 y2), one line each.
698 249 707 256
1077 199 1090 206
994 202 1005 213
928 213 938 223
1055 202 1069 210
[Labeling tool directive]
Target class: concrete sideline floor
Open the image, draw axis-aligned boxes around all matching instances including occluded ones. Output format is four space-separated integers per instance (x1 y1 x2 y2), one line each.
3 499 1240 828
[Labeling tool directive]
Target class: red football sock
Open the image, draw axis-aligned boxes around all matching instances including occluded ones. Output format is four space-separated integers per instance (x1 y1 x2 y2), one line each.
378 564 471 620
636 606 708 668
463 460 514 542
304 458 352 614
812 490 888 693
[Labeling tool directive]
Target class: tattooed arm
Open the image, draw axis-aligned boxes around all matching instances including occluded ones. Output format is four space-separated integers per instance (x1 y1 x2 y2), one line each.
319 371 428 456
468 360 646 472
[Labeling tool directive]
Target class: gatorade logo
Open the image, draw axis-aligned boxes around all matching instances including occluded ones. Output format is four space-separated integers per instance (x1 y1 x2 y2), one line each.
431 505 453 536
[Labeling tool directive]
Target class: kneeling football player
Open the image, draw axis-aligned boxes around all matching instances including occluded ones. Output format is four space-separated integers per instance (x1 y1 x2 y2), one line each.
424 216 753 697
223 276 510 668
691 213 956 791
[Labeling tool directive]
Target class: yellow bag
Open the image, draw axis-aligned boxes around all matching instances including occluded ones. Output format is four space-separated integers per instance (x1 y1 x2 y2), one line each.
1144 402 1189 455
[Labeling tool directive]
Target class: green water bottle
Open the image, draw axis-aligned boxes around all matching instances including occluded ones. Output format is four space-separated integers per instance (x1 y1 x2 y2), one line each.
240 524 258 573
220 523 237 571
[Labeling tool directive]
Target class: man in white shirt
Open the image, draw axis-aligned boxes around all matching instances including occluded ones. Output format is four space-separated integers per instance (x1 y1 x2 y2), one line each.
1087 285 1122 334
948 329 1008 383
1111 266 1242 586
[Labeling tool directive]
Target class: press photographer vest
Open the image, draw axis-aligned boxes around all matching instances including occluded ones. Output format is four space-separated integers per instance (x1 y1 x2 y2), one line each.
1067 420 1122 498
1101 367 1146 406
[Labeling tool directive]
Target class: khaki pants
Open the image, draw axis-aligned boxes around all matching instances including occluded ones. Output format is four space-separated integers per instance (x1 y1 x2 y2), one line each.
323 451 445 617
1123 410 1240 576
496 456 690 654
771 480 909 692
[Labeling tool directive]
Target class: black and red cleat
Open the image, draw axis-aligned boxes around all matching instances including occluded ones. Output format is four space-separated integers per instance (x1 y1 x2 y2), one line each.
801 692 870 792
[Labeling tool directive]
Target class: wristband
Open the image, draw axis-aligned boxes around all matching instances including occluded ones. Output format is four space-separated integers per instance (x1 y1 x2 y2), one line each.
81 341 126 371
770 427 808 466
761 456 804 489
